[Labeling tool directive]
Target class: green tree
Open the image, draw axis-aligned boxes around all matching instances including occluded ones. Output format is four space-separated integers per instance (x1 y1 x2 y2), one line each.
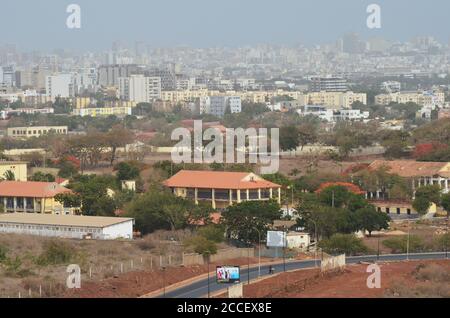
126 190 211 234
30 172 56 182
116 161 140 181
440 193 450 218
355 206 391 236
222 201 281 244
279 126 299 151
412 185 441 215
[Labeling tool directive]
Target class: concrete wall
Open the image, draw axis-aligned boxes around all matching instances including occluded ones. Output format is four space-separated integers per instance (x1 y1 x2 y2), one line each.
102 220 133 240
321 254 346 272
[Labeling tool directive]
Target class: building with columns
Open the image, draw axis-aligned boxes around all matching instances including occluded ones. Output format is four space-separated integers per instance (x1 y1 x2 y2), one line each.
367 160 450 198
0 181 80 215
164 170 282 210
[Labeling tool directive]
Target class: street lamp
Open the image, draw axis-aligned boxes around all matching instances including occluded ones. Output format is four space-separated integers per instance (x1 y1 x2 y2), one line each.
161 266 167 298
254 227 262 277
311 220 318 268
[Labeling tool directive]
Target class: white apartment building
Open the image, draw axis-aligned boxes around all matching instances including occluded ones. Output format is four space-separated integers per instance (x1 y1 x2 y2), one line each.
197 96 242 117
46 74 74 101
375 91 445 107
119 74 161 103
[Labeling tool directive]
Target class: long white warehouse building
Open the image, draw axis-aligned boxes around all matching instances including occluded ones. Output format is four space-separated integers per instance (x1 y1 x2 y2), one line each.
0 214 134 240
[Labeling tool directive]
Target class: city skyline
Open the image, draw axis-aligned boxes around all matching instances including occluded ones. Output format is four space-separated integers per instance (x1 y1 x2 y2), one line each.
2 0 450 51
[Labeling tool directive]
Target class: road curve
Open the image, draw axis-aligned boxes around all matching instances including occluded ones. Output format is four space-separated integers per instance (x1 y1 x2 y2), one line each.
157 252 449 298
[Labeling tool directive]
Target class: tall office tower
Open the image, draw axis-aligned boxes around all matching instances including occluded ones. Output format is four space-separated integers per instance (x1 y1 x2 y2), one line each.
98 64 142 87
310 77 348 92
119 74 161 103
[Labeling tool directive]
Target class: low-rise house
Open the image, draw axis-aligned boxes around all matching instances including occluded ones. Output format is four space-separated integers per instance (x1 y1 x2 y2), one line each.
0 213 134 240
371 200 437 216
6 126 68 139
368 160 450 195
0 181 80 215
164 170 282 209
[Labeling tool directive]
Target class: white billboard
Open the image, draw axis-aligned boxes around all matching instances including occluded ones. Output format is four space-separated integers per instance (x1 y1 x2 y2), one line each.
266 231 286 248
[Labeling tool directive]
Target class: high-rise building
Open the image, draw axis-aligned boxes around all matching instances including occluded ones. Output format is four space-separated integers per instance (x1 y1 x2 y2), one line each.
119 74 161 103
147 67 176 91
98 64 142 87
46 74 74 101
0 65 16 87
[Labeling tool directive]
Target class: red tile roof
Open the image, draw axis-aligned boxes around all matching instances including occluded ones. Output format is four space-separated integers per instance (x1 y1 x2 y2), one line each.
368 160 450 178
0 181 72 198
164 170 281 190
315 182 365 195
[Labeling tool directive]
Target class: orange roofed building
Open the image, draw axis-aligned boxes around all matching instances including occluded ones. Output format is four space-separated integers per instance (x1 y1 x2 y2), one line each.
0 181 80 215
315 182 365 195
164 170 282 209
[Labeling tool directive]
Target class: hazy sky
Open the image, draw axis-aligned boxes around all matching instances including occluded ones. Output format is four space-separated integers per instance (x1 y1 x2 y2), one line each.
2 0 450 51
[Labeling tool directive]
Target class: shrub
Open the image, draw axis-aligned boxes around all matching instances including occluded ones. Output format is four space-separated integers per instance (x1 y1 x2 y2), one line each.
35 240 75 266
136 236 156 251
318 234 369 256
0 244 7 263
184 236 217 256
197 225 225 243
382 235 426 253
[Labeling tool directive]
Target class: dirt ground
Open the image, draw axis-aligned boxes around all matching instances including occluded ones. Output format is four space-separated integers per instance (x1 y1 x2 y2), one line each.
229 260 450 298
64 257 272 298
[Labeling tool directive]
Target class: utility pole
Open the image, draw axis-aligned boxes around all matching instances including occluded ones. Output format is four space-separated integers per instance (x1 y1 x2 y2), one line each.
207 254 211 298
406 219 411 261
247 247 250 285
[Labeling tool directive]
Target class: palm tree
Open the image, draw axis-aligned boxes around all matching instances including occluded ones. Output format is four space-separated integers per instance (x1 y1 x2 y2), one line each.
3 170 15 181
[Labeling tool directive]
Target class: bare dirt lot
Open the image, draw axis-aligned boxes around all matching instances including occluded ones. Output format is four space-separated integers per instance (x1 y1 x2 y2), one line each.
64 257 270 298
229 260 450 298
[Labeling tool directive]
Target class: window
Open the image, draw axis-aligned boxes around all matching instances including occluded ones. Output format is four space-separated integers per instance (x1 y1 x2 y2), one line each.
407 209 411 215
397 208 401 215
386 208 390 214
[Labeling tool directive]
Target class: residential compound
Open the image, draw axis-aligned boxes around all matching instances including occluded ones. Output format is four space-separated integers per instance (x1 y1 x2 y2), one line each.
164 170 282 209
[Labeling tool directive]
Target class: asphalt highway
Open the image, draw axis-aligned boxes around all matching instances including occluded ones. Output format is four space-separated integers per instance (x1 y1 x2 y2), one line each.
158 252 449 298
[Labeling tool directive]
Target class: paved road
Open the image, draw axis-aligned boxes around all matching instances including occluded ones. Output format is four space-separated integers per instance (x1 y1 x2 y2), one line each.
158 252 449 298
